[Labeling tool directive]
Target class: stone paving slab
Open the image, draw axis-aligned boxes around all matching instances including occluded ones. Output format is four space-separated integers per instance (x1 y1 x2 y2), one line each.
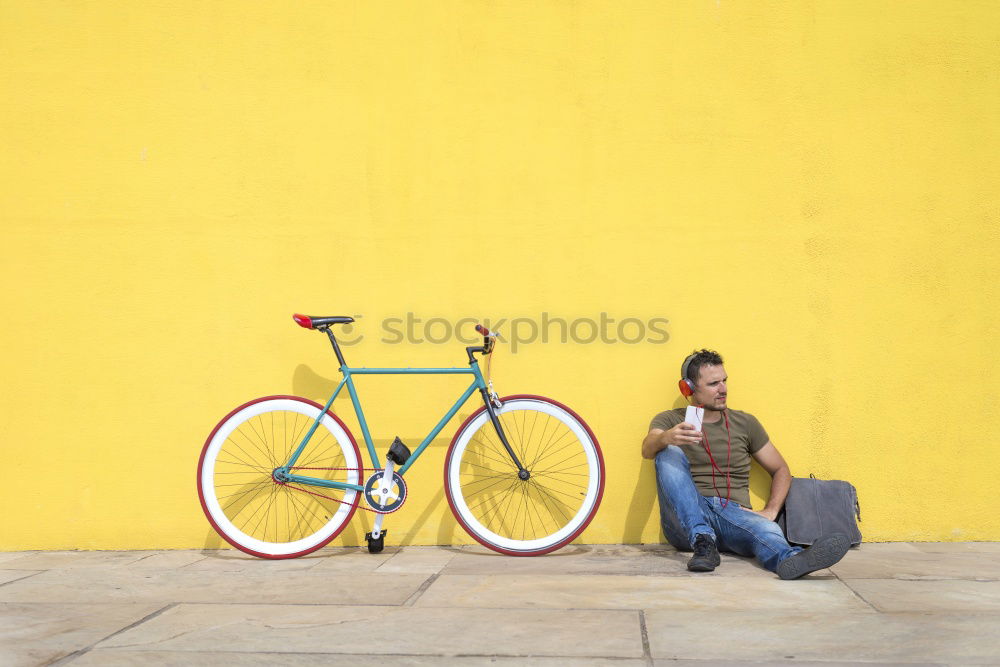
0 568 427 605
644 610 1000 663
912 541 1000 554
3 544 998 665
308 547 397 572
0 570 39 586
443 544 775 577
372 545 460 573
416 574 873 611
75 650 649 665
123 551 212 569
0 602 162 667
0 550 150 570
844 578 1000 612
94 603 645 659
0 552 37 565
831 548 1000 580
182 551 329 572
651 662 937 667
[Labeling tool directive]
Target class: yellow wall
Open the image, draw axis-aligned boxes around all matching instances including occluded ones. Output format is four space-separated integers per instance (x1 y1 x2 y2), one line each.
2 1 998 550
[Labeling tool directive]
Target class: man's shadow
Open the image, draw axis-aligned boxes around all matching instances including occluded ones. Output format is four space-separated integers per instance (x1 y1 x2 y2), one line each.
621 396 688 543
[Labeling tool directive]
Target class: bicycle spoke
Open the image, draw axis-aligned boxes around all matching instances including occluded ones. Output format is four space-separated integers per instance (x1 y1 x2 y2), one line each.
447 398 603 554
248 416 279 468
475 424 521 470
297 429 338 467
226 430 274 472
459 464 522 482
527 422 572 471
465 476 520 510
217 442 270 472
484 480 522 535
464 443 521 471
528 479 572 525
530 433 579 469
283 486 331 538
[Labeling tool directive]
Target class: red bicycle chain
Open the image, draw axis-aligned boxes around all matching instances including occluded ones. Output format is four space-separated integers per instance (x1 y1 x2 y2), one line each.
281 466 396 514
289 466 379 471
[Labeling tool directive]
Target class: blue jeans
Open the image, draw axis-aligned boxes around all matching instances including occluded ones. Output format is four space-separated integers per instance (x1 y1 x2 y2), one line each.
654 445 802 573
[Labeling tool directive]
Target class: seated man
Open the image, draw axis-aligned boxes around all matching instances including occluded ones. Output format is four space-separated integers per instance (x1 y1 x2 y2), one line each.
642 349 850 579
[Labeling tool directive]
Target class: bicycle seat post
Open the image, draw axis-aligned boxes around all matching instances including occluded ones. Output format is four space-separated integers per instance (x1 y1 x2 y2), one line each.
320 326 348 368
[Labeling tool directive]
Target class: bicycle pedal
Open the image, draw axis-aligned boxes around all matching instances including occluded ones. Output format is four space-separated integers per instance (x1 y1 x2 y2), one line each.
365 530 387 554
386 437 411 465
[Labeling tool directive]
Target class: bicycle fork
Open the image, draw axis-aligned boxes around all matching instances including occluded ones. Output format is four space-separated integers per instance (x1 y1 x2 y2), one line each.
479 388 529 480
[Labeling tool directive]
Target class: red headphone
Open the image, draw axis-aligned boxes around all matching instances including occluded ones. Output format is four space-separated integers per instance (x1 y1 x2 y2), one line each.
678 353 697 397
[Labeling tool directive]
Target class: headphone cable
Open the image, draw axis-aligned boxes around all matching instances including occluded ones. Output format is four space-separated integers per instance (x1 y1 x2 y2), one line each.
700 409 732 509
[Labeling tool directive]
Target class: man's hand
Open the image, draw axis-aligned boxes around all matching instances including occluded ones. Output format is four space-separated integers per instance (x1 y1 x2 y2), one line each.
744 507 779 522
664 422 704 446
748 442 792 524
642 422 704 458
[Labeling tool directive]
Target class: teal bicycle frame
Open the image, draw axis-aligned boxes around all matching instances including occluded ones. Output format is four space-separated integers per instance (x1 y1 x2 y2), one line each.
272 322 521 496
276 364 485 492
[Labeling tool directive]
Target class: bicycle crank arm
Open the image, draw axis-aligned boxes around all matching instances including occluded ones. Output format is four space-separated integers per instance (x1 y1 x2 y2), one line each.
370 511 386 540
378 460 396 508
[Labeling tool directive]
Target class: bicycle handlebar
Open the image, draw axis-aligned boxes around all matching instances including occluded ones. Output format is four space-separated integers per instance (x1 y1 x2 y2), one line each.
468 323 496 359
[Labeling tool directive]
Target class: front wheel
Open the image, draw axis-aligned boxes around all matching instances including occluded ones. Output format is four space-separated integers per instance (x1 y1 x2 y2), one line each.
444 395 605 556
197 396 362 559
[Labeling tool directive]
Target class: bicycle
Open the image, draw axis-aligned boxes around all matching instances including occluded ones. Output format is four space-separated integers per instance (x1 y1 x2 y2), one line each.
197 314 605 559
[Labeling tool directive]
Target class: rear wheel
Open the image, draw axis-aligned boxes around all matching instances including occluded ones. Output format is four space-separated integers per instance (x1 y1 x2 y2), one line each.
444 395 604 555
197 396 362 559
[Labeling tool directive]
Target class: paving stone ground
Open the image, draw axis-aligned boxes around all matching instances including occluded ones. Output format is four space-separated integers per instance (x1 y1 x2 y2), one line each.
0 542 997 665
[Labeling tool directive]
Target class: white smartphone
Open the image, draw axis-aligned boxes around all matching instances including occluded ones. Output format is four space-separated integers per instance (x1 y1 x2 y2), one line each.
684 405 704 432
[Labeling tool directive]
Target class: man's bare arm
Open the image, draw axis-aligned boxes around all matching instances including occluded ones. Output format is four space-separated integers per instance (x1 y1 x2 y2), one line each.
642 423 703 459
749 441 791 521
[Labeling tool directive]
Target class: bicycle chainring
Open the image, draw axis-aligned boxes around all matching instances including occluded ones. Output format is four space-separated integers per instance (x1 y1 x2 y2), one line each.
363 471 407 513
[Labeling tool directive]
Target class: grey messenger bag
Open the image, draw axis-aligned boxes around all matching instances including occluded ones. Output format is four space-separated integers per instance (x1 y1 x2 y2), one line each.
776 474 862 547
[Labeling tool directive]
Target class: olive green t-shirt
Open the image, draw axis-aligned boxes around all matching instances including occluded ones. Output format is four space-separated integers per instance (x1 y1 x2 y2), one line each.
649 408 770 509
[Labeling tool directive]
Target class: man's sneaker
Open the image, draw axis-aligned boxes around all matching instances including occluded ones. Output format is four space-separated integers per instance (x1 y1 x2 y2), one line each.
687 534 721 572
776 533 851 580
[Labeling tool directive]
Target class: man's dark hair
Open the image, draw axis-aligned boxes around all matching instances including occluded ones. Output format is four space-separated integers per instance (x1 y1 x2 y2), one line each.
683 349 724 385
